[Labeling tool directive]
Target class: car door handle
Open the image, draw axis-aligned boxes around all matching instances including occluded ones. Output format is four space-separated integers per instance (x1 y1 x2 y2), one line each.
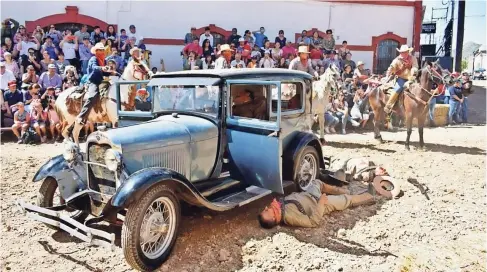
267 131 279 137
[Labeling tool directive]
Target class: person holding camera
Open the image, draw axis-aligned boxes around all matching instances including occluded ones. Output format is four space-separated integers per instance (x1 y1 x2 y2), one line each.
21 65 39 85
59 30 79 70
44 25 62 47
17 35 40 73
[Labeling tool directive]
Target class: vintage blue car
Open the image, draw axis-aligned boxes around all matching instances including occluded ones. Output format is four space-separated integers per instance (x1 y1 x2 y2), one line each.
18 69 329 271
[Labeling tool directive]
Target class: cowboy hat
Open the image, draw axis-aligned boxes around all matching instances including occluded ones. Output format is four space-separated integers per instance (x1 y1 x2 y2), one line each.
396 44 413 53
297 45 310 54
357 61 365 66
91 42 105 54
219 44 233 52
130 47 141 55
371 175 402 199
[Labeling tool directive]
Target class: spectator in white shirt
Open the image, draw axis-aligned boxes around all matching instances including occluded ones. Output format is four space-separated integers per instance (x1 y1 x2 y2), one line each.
0 62 16 90
259 50 275 68
59 30 79 68
127 24 140 45
231 53 245 68
199 27 214 47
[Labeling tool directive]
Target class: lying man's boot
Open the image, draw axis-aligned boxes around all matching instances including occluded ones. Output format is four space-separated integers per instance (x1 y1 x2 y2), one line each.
350 192 376 207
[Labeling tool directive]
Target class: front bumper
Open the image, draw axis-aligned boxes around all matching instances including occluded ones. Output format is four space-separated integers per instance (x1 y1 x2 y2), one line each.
17 199 115 250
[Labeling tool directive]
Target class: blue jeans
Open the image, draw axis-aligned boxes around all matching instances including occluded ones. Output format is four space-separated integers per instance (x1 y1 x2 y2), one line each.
444 96 450 104
460 97 468 122
448 99 460 124
393 78 407 93
324 112 339 127
428 96 436 123
335 111 351 129
81 60 89 75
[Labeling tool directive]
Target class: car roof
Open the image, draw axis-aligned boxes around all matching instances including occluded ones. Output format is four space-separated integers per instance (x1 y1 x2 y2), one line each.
152 68 313 80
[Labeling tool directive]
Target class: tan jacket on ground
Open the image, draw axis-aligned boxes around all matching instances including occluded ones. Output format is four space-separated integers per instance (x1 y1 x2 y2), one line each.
386 54 419 80
283 183 351 228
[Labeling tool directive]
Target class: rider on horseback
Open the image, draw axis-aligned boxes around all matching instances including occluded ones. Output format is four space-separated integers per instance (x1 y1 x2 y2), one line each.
75 43 117 125
384 45 419 114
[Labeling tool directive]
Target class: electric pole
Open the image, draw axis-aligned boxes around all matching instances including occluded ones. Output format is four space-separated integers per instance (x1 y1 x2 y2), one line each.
454 0 465 72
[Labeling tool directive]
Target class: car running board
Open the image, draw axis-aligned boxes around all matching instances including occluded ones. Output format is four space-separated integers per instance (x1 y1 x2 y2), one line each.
16 199 115 250
212 186 272 207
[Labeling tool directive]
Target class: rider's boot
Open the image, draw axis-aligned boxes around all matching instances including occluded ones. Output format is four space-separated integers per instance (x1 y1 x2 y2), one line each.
384 92 400 114
350 192 376 207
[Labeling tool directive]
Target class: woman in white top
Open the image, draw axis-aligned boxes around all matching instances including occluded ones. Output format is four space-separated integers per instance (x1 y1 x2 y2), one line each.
271 43 283 61
259 51 275 68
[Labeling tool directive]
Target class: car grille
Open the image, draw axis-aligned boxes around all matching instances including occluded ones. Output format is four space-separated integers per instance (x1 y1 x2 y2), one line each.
142 147 189 177
88 143 117 196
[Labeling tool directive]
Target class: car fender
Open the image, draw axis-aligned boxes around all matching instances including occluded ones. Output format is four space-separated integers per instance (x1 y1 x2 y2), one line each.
111 167 235 211
32 154 88 200
282 132 325 180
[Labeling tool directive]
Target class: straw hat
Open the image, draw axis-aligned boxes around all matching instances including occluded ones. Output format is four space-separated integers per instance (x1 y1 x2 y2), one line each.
219 44 233 52
91 43 105 54
396 44 413 53
297 45 310 54
130 47 141 55
372 175 402 199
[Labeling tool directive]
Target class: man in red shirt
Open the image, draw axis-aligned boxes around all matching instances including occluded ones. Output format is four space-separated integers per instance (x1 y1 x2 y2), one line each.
183 38 203 58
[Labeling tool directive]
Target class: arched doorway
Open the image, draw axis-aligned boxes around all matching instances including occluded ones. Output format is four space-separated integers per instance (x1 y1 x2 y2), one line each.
376 39 399 74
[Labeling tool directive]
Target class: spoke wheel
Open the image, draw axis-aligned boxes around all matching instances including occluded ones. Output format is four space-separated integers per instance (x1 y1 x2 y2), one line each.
37 177 88 229
122 184 180 272
294 146 320 191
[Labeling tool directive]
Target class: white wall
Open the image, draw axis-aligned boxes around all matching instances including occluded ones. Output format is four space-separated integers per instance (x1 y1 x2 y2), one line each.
2 0 415 71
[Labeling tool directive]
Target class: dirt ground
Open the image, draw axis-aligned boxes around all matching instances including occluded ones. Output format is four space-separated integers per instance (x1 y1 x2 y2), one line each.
1 82 485 272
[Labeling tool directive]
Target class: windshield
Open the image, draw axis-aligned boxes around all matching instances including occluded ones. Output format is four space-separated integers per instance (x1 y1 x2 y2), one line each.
153 85 220 116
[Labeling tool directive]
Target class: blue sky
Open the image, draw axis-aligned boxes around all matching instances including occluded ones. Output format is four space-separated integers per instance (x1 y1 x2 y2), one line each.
423 0 486 45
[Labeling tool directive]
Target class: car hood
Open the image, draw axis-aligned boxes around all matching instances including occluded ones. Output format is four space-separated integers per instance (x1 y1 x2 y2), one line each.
98 114 218 153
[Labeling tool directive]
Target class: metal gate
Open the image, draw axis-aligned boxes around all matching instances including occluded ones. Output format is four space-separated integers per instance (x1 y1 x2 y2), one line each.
376 39 400 74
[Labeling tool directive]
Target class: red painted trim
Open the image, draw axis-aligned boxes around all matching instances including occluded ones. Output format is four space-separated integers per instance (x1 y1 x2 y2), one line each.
371 32 407 72
194 24 232 39
413 0 423 50
25 6 116 33
323 0 416 7
144 38 184 46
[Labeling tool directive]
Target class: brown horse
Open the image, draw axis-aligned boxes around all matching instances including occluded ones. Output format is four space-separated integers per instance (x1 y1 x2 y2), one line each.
368 61 448 150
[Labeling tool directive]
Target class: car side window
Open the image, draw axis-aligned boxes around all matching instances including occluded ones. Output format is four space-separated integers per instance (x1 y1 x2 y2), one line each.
271 82 304 114
229 84 272 121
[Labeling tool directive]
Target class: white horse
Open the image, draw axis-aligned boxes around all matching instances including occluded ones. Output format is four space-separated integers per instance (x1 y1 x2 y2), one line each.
311 64 341 141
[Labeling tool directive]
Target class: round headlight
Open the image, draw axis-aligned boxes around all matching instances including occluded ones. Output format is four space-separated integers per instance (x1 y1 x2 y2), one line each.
104 149 121 172
63 141 78 161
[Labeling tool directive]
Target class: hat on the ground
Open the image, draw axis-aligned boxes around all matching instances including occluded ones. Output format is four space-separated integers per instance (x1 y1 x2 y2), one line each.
8 80 16 87
130 47 141 55
91 42 105 54
372 175 402 199
48 63 56 69
396 44 413 53
357 61 365 66
219 44 233 52
297 45 310 54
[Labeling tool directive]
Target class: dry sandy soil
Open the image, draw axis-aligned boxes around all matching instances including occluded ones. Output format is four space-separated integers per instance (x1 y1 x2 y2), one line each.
0 82 485 272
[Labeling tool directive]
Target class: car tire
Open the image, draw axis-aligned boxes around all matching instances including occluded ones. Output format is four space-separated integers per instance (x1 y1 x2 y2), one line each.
122 184 180 272
37 177 88 229
293 146 320 191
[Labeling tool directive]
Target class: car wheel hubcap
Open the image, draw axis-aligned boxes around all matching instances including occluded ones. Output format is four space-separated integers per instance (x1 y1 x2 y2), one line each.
140 197 176 259
298 154 317 190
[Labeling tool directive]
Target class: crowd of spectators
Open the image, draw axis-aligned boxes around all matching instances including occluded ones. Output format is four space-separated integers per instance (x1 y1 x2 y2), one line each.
0 20 156 143
1 20 469 143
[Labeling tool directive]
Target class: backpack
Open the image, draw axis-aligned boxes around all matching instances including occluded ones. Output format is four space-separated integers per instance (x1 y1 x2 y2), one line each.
22 127 40 144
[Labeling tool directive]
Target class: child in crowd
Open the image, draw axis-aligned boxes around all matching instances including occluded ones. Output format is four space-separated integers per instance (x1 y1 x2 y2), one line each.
12 102 30 144
30 100 48 143
47 99 62 142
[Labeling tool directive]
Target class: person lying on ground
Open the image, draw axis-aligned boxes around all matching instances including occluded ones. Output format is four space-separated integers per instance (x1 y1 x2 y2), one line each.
258 180 375 228
330 157 389 183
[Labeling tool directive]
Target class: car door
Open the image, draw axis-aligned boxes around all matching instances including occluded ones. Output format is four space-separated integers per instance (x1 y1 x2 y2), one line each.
225 80 284 194
115 80 154 127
